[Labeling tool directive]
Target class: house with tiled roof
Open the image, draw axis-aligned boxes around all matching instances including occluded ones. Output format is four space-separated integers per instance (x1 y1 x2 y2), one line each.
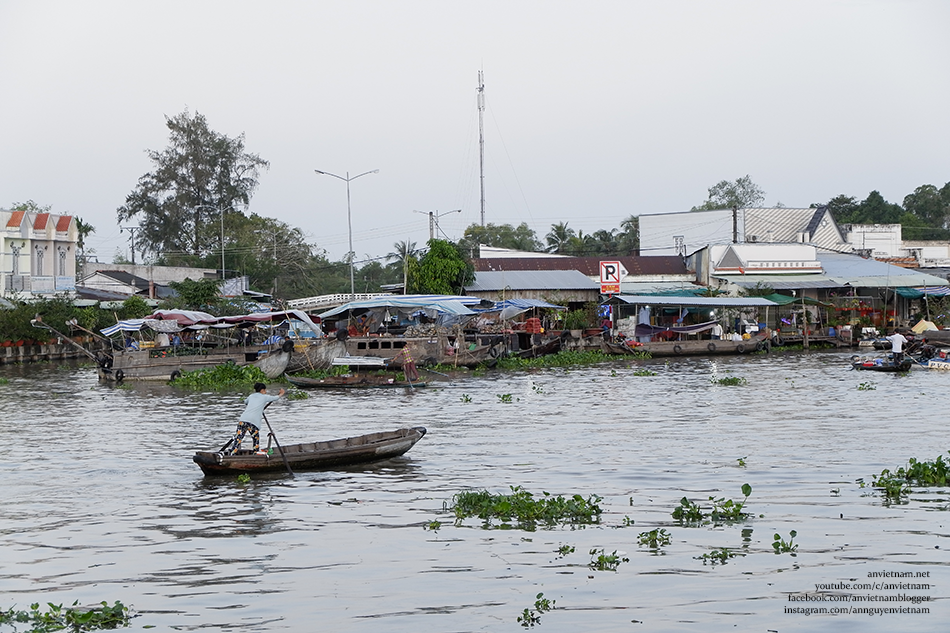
1 208 78 298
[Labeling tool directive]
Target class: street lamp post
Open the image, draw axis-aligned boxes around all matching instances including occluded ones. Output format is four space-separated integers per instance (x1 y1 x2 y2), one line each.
314 168 378 296
194 204 232 279
413 209 462 241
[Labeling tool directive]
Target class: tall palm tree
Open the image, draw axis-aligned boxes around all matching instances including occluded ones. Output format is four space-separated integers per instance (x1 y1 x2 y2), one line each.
387 240 418 292
545 222 575 253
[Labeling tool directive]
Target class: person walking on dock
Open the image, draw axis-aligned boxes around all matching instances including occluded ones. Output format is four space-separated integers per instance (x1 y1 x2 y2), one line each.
228 382 285 455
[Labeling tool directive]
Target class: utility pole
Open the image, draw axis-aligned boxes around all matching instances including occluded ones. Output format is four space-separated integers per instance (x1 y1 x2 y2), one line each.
414 209 462 241
120 226 140 265
477 69 486 227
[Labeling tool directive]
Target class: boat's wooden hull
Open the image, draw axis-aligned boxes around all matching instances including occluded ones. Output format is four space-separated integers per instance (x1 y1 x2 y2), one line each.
637 338 770 357
850 354 913 372
192 426 427 475
283 339 348 373
286 375 426 389
98 347 291 382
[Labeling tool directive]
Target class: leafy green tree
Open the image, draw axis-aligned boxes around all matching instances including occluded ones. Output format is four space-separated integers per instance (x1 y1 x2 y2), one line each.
857 190 903 224
118 295 152 320
458 222 542 255
115 110 269 262
822 195 861 224
408 239 474 295
165 278 223 312
903 184 950 228
692 175 766 210
11 200 52 213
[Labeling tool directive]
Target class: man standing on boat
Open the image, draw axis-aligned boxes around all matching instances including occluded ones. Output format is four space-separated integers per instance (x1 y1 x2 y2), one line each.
886 329 908 364
228 382 285 455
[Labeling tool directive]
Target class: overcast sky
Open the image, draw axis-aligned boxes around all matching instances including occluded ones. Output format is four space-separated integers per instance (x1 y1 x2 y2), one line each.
2 1 948 267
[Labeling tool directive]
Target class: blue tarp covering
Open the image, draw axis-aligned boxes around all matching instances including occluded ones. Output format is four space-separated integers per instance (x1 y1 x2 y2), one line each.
318 297 478 319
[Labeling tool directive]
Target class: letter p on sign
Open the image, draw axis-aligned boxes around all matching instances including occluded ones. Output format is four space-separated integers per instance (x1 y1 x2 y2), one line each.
600 261 625 284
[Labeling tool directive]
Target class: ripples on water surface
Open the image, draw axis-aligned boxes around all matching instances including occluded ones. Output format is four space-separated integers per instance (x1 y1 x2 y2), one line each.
1 352 946 631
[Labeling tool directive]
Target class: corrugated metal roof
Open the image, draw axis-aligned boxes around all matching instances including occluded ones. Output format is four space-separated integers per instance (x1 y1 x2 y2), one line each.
717 252 950 289
607 295 777 307
742 207 849 251
722 275 843 289
466 269 600 292
474 256 688 276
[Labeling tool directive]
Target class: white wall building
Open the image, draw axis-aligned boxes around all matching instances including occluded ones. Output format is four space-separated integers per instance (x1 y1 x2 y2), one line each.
640 207 852 256
1 209 78 298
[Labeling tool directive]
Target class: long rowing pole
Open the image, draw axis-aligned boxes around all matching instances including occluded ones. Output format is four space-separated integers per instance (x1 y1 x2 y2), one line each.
261 403 294 478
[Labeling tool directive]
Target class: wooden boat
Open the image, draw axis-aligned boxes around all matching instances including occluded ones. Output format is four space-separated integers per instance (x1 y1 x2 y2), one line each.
192 426 427 475
97 343 292 382
635 337 772 357
283 338 348 373
850 353 913 372
286 374 427 389
920 357 950 370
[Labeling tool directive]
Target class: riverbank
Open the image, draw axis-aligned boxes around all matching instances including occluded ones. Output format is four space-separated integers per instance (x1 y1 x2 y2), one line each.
0 340 108 365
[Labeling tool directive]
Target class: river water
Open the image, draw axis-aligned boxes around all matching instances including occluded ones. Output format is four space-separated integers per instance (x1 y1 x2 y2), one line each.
1 351 946 632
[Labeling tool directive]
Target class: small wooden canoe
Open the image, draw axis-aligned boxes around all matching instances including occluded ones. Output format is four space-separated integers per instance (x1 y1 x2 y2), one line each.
850 354 913 372
286 374 426 389
193 426 427 475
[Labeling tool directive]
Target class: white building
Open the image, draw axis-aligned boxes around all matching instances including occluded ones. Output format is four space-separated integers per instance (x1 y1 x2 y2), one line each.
1 209 78 298
640 207 852 256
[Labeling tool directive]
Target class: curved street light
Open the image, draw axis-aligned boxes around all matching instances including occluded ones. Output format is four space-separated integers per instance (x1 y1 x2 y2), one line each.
314 169 379 296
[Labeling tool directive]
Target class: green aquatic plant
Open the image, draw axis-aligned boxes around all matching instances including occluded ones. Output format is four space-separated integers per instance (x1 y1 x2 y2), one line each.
496 393 514 403
696 548 745 565
171 363 269 389
673 485 753 525
517 593 556 628
291 365 351 380
711 376 748 386
531 382 545 394
0 600 132 632
857 381 876 391
671 497 704 524
629 349 652 360
736 457 747 468
494 349 617 370
874 453 950 487
772 530 798 554
555 544 575 557
285 389 308 400
460 394 472 403
424 520 442 531
236 473 251 484
588 548 629 571
637 528 671 548
631 368 657 376
0 377 9 385
451 486 603 530
710 484 753 522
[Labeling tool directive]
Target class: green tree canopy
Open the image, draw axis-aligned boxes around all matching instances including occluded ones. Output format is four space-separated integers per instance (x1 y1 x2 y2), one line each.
692 175 766 211
116 110 269 262
903 184 950 228
458 222 542 256
408 239 474 295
